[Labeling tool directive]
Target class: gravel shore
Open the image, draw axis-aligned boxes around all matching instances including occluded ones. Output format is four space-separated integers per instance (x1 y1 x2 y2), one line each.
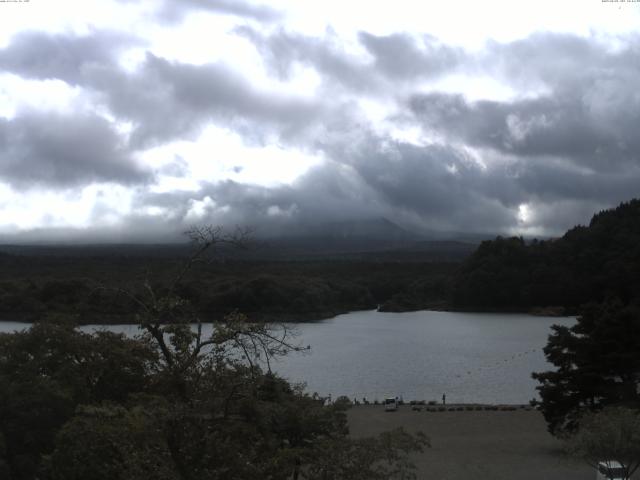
347 405 594 480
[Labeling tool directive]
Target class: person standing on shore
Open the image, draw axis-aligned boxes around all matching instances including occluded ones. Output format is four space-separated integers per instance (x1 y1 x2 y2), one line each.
442 393 446 405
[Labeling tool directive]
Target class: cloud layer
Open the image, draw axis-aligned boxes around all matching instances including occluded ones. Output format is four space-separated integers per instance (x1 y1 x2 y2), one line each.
0 111 152 188
1 3 639 241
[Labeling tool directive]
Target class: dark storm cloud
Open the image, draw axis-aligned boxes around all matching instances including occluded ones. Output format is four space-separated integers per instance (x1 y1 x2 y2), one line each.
0 111 152 188
127 131 522 236
238 28 640 180
409 89 640 172
407 33 640 177
84 53 325 148
410 94 610 164
100 25 640 238
4 24 640 239
157 0 281 23
358 32 462 80
0 30 140 85
485 32 640 92
236 27 376 92
237 28 464 94
317 133 519 232
133 122 640 238
0 30 322 149
134 162 381 234
510 160 640 205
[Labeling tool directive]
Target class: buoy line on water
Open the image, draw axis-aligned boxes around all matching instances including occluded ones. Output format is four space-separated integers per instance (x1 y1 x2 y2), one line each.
453 348 541 379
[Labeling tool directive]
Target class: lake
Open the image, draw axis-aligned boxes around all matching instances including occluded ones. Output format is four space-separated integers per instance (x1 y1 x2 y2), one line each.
0 310 574 404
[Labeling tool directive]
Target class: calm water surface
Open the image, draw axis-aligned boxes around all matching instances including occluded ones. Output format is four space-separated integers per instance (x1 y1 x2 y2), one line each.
0 310 574 404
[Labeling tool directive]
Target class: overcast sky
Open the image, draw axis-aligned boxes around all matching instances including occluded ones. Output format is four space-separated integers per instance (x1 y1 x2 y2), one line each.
1 0 639 242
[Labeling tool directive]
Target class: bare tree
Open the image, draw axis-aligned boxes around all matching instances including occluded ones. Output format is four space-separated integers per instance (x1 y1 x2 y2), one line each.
107 225 306 395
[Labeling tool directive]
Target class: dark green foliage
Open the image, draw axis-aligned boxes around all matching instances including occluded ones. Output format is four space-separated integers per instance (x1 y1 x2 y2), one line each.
453 199 640 310
52 403 177 480
0 317 427 480
200 274 374 317
0 324 156 480
0 323 155 404
379 276 450 312
453 237 531 308
0 377 74 480
532 302 640 435
0 319 427 480
0 255 456 322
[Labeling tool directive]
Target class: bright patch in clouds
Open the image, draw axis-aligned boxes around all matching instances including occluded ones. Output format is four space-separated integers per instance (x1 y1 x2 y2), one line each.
517 204 531 224
426 75 520 103
0 74 84 118
0 183 134 232
144 126 323 192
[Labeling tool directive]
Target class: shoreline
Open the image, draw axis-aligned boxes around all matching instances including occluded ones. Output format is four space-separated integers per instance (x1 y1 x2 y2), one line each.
346 401 534 411
0 305 575 326
0 309 352 326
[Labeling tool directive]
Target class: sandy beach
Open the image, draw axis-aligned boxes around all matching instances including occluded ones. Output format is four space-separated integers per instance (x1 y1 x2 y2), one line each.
348 405 597 480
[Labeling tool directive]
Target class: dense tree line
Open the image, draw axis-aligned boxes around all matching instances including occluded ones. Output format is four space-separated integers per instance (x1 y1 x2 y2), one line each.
452 199 640 311
0 256 455 323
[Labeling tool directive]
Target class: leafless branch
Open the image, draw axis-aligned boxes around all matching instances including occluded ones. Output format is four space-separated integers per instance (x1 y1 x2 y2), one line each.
168 225 252 296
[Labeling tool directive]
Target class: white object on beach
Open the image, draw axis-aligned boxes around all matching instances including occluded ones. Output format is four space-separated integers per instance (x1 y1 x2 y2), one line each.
384 397 398 412
596 460 628 480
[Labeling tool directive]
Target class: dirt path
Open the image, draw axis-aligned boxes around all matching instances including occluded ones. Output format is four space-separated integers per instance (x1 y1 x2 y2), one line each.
347 405 593 480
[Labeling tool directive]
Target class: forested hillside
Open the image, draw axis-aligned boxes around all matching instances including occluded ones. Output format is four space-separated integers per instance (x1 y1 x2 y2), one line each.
452 199 640 312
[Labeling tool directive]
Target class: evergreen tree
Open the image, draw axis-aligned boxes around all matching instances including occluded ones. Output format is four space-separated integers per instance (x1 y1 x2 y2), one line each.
533 301 640 434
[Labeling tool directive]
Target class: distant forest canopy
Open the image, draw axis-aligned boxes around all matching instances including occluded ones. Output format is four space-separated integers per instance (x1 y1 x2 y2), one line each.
0 253 456 323
0 199 638 322
451 199 640 313
0 220 467 323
